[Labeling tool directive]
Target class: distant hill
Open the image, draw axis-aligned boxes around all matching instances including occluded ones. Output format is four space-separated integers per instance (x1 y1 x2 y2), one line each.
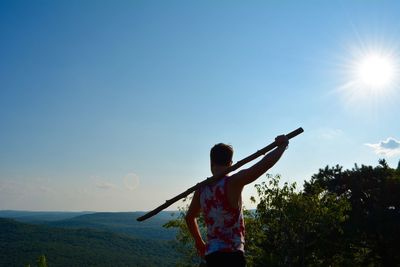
0 218 179 267
0 210 179 240
0 210 94 222
46 211 178 240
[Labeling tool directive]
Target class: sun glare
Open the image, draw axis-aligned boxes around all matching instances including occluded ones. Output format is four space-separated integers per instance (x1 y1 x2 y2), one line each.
356 53 395 89
339 44 400 109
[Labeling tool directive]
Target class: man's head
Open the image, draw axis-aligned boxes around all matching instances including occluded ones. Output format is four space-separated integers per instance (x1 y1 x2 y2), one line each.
210 143 233 173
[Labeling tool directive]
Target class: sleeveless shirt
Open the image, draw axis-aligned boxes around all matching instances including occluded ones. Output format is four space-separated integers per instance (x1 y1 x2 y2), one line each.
199 176 245 255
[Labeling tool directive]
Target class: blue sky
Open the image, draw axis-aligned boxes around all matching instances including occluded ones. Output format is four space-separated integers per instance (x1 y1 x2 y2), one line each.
1 0 400 211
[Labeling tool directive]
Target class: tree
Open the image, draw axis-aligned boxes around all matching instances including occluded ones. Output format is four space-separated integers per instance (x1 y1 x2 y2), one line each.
25 255 47 267
246 174 350 266
36 255 47 267
304 160 400 266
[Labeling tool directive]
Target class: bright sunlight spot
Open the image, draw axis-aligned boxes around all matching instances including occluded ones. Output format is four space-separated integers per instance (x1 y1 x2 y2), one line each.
339 44 400 111
356 53 395 89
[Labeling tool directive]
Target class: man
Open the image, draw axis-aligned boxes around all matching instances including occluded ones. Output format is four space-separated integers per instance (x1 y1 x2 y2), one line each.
185 135 289 267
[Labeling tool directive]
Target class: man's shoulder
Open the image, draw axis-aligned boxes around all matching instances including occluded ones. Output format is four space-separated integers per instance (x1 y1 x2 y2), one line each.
227 170 247 183
226 171 247 192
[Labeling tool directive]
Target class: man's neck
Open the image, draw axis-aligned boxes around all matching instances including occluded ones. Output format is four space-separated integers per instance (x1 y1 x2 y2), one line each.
211 165 230 176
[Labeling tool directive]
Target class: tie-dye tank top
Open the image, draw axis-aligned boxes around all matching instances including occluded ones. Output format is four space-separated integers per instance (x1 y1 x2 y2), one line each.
199 176 245 255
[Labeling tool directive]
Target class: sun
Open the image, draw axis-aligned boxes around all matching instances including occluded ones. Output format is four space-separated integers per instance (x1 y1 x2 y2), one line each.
336 43 400 112
355 53 395 89
340 46 400 101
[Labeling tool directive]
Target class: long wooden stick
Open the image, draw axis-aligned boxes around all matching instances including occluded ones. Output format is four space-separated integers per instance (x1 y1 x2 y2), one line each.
137 127 304 222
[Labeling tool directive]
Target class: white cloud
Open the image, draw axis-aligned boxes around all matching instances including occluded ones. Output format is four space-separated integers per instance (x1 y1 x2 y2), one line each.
366 137 400 157
92 173 140 191
0 180 18 194
0 180 55 195
95 182 117 190
38 186 54 193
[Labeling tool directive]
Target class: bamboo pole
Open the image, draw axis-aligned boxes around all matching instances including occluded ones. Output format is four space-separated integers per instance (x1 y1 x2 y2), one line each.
136 127 304 222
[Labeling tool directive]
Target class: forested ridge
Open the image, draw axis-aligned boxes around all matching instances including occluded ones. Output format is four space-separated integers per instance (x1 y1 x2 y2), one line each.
45 212 177 240
0 217 179 267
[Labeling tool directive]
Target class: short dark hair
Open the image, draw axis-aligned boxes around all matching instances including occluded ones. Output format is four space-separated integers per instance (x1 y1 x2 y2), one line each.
210 143 233 166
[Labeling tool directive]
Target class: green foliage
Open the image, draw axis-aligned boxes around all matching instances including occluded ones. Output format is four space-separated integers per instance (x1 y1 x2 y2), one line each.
37 255 47 267
163 197 206 267
24 254 47 267
246 174 350 266
167 161 400 266
0 218 179 267
304 160 400 266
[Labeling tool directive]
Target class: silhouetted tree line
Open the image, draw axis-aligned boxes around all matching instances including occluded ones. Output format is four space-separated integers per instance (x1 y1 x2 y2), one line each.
165 160 400 267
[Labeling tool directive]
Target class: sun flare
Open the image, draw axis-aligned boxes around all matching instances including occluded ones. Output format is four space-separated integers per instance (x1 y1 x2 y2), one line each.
356 53 395 89
337 43 400 112
340 45 400 103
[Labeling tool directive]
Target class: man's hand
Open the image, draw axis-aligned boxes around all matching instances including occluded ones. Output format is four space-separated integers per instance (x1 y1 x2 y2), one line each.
275 135 289 147
195 240 206 257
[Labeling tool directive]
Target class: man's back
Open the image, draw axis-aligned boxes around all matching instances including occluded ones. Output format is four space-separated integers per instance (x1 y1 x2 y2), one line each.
199 176 245 255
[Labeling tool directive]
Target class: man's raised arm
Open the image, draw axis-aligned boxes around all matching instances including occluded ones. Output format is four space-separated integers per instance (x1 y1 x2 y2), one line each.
230 135 289 188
